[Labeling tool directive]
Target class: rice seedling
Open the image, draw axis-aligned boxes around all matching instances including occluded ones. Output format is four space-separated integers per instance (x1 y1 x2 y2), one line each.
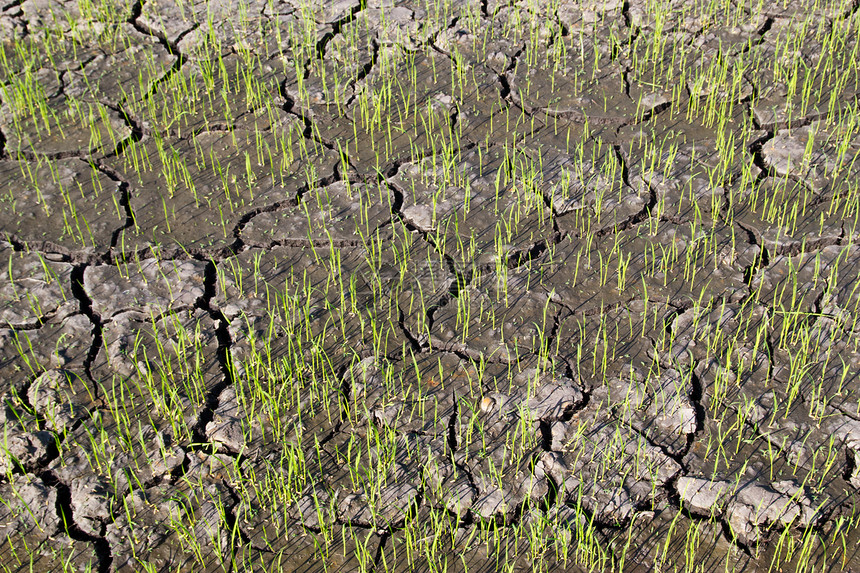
1 0 860 570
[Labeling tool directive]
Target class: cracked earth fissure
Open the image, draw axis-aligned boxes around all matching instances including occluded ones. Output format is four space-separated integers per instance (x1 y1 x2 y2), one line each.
1 1 860 571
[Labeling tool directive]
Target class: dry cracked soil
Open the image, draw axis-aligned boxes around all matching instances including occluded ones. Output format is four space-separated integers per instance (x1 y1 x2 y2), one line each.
1 0 860 571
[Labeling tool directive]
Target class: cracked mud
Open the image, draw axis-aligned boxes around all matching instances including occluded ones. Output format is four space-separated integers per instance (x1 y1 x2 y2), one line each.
1 0 860 572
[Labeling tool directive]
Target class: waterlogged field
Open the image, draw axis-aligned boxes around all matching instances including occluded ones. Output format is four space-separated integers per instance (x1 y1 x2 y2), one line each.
0 0 860 571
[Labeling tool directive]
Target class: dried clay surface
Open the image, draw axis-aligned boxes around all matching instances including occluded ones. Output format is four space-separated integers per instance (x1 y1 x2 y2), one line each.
1 0 860 572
